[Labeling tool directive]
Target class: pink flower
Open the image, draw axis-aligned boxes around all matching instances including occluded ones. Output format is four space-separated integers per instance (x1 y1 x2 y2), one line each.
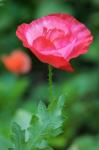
16 13 93 72
1 50 31 74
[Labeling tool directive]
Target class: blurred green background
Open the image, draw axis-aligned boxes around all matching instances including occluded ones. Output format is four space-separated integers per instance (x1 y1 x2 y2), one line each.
0 0 99 150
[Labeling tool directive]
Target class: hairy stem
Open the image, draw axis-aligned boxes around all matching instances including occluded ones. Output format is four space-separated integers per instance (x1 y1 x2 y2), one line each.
48 65 53 100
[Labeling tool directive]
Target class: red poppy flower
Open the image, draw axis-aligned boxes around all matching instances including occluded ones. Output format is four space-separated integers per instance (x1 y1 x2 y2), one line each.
16 13 93 72
1 50 31 74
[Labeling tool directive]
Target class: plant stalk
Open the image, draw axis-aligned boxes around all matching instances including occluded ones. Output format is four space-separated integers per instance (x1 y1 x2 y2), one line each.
48 65 53 100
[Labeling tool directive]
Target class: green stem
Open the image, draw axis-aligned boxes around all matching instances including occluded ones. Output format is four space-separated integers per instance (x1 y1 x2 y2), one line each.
48 65 53 100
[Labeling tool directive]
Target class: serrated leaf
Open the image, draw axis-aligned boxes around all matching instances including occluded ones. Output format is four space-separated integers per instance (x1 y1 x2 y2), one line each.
10 95 66 150
37 101 48 121
10 123 26 150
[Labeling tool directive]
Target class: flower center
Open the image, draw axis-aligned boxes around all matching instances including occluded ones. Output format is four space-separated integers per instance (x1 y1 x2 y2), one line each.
43 27 65 42
42 27 72 49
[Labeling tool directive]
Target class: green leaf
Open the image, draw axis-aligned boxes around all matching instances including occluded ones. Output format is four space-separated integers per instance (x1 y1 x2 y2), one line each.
13 109 32 130
0 135 11 150
10 95 66 150
10 123 28 150
68 136 99 150
0 74 28 111
0 0 3 6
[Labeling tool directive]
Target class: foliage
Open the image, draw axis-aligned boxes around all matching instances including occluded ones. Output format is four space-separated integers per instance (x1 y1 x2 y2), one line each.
0 0 3 6
68 136 99 150
0 74 28 111
9 96 65 150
